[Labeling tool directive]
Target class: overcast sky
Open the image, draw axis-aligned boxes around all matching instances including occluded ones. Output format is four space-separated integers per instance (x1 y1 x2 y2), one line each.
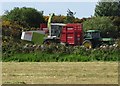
0 1 99 18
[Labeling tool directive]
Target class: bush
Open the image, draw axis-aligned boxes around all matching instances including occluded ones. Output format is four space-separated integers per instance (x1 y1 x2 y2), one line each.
2 43 120 62
83 17 118 38
2 7 45 28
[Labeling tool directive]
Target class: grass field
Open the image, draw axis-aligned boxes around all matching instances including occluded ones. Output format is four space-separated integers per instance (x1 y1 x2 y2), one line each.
2 62 118 84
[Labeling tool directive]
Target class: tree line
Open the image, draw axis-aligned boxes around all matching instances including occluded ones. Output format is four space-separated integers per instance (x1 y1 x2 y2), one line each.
2 0 120 39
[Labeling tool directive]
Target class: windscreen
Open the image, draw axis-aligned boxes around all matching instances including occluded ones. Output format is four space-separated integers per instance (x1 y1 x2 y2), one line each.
85 32 100 39
92 32 100 38
51 25 62 37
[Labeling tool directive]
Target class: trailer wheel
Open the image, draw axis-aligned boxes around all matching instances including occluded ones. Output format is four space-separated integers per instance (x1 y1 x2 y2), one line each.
83 40 92 49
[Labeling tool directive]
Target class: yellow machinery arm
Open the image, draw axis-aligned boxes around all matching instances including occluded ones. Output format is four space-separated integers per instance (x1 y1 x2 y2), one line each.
47 13 54 36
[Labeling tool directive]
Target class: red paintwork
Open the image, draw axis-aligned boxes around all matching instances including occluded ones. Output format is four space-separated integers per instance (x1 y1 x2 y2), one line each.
40 23 48 34
60 24 83 45
40 23 47 30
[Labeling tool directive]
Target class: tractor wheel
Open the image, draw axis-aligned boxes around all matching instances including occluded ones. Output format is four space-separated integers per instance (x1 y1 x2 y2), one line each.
43 40 54 46
44 40 51 45
82 40 92 49
43 40 57 46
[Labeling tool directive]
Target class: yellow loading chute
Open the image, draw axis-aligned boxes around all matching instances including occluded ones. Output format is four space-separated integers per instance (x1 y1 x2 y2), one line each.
47 13 54 36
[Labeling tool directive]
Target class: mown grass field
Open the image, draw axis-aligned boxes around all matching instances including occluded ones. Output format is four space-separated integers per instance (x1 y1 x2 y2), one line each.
2 62 118 84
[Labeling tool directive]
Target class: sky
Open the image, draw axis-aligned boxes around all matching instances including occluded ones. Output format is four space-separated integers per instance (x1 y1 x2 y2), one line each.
0 1 99 18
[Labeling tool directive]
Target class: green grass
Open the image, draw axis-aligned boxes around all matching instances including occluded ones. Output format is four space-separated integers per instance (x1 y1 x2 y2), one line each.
2 49 119 62
2 52 63 62
2 41 120 62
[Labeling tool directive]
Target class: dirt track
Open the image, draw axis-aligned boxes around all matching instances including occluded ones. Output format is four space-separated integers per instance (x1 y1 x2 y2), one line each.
2 62 118 84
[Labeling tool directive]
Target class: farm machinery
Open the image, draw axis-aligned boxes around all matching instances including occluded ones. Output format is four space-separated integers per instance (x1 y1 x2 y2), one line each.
21 13 113 49
83 30 113 48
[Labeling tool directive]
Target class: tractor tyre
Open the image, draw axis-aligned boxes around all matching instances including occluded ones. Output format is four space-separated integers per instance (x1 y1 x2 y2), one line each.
43 40 57 46
44 40 52 46
82 40 92 49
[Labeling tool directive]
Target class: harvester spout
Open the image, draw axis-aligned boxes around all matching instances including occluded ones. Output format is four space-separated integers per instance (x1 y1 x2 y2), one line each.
47 13 54 37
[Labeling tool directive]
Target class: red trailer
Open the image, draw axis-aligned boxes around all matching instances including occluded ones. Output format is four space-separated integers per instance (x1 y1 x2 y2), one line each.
40 23 48 33
60 24 83 46
43 23 83 46
40 23 47 30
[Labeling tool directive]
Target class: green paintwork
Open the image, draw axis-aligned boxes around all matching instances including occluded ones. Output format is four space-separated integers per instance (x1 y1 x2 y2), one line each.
84 30 114 47
101 38 114 45
32 32 45 44
86 30 100 33
101 38 113 41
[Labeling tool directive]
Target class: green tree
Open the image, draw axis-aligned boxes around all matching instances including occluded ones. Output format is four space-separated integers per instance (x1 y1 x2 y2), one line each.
65 9 76 23
83 17 118 38
95 0 120 16
3 7 45 28
111 16 120 37
94 0 120 38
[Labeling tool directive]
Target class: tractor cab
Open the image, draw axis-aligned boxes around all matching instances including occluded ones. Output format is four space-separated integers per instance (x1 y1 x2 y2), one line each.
43 23 66 44
50 23 66 38
83 30 101 49
84 30 101 40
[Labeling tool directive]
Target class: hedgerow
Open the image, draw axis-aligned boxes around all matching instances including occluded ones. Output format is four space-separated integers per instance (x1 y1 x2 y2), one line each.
2 42 120 62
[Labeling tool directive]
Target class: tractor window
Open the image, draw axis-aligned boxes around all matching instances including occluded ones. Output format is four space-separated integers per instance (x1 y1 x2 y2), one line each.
92 32 100 38
51 25 62 37
85 32 100 39
85 32 92 38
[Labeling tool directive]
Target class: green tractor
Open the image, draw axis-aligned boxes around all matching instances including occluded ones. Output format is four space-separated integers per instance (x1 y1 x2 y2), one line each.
83 30 114 49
